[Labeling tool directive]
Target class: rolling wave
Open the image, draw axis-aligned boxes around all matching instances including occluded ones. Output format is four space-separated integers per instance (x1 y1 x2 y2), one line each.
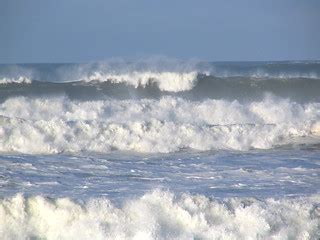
0 77 32 85
1 61 319 153
1 60 320 103
0 96 319 154
1 60 320 87
1 74 320 102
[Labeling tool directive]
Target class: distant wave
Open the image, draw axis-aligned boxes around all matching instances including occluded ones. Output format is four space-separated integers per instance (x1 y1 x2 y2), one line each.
1 190 320 239
1 74 320 103
0 70 200 92
83 71 199 92
0 77 32 85
1 70 320 86
1 60 320 90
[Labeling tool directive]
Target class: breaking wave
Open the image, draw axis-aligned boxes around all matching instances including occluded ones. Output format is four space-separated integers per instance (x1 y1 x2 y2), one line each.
0 77 32 85
1 60 320 94
0 95 319 154
1 190 319 240
0 61 319 154
83 71 198 92
1 75 320 103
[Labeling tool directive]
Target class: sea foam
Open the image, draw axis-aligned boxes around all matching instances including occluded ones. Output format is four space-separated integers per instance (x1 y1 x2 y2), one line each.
84 71 198 92
0 77 32 85
0 95 319 154
1 190 319 240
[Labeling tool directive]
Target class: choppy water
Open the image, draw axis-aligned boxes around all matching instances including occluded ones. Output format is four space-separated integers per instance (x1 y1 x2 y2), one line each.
0 60 320 239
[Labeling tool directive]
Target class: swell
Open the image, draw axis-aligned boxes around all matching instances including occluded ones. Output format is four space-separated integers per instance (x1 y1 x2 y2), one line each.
1 190 320 240
1 61 320 102
1 61 320 82
1 75 320 102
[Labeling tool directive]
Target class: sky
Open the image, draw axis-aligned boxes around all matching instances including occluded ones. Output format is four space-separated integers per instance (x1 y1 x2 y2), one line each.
1 0 320 63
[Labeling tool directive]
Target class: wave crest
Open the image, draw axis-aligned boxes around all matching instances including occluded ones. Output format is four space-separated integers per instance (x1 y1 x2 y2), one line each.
0 96 319 154
0 77 32 85
84 71 198 92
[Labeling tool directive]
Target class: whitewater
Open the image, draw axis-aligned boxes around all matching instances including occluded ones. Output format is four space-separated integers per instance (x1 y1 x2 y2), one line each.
0 61 320 239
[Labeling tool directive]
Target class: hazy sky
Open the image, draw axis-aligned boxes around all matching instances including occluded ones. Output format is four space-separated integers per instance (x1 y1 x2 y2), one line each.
1 0 319 63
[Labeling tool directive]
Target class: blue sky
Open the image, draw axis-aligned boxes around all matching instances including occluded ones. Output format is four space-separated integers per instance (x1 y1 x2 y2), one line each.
1 0 319 63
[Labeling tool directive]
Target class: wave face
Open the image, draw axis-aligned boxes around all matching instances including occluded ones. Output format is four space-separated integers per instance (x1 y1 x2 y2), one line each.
0 61 320 154
1 191 319 240
1 61 320 102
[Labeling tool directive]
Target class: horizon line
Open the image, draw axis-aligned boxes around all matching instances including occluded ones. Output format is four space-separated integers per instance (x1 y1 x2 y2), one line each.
0 59 319 65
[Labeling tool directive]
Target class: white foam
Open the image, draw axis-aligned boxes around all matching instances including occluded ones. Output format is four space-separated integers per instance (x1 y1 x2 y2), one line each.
250 72 320 79
214 70 320 79
0 190 319 240
84 71 198 92
0 77 32 85
0 95 319 154
311 121 320 136
2 95 319 124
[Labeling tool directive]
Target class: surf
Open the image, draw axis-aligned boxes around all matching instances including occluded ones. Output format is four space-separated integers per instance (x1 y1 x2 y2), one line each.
1 190 319 240
0 95 319 154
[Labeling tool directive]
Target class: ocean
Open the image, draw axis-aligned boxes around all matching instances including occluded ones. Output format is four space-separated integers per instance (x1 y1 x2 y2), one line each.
0 60 320 239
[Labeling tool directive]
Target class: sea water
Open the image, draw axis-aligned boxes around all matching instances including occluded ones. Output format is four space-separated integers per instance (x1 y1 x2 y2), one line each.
0 60 320 239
